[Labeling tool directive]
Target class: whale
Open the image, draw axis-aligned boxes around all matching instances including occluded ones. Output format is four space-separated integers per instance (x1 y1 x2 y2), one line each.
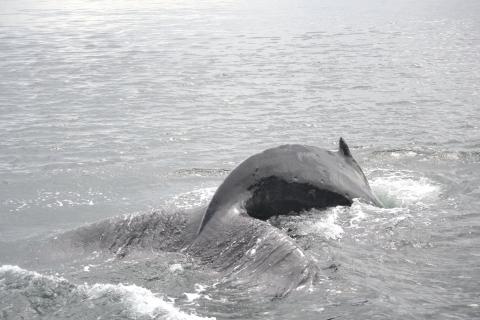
197 137 381 236
1 138 382 300
183 138 381 296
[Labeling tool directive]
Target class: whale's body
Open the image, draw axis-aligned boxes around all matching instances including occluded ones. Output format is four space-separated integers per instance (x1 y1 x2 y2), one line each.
184 138 381 295
198 138 381 235
3 138 382 299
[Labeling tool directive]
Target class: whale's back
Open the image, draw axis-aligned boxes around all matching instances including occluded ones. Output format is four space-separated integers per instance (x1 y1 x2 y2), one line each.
198 140 380 234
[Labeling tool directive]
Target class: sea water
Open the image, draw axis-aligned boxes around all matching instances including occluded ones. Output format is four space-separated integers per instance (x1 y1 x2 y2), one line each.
1 0 479 319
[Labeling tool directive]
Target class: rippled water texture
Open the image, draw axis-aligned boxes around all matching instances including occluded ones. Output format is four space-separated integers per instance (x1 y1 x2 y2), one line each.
1 0 479 319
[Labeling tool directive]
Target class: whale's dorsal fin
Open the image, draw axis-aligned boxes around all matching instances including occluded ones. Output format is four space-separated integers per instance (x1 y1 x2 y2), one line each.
338 137 352 158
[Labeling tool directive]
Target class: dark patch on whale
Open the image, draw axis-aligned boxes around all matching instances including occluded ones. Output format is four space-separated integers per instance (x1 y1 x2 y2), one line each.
245 176 352 220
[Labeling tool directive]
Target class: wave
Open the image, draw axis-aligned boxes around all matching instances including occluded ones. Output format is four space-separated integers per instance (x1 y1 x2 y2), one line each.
0 265 213 320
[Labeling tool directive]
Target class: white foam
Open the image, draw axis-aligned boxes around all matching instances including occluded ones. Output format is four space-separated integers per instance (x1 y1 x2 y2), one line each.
346 197 415 230
184 292 202 302
297 209 344 240
347 200 380 228
183 283 212 303
169 263 184 272
391 151 418 158
0 264 67 283
1 265 214 320
194 284 207 292
82 283 212 319
370 171 440 208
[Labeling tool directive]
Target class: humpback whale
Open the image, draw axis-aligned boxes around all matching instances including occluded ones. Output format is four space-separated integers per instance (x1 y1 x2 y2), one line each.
197 137 381 235
2 138 381 300
183 137 382 296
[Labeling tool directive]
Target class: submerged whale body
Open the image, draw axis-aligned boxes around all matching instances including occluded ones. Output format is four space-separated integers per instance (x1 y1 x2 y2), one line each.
198 137 381 235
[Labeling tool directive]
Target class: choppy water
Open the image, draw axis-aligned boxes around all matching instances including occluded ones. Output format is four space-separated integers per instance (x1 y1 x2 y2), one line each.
1 0 480 319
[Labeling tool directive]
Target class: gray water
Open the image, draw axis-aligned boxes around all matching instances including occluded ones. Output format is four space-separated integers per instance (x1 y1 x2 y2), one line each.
1 0 480 319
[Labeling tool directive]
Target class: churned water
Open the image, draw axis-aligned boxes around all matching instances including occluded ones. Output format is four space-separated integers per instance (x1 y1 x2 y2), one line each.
0 0 479 319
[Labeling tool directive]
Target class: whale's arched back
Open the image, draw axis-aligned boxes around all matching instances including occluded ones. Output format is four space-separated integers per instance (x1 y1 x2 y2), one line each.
197 138 380 235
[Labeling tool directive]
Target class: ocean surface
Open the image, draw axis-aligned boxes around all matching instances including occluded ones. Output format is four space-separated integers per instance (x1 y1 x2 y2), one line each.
1 0 479 319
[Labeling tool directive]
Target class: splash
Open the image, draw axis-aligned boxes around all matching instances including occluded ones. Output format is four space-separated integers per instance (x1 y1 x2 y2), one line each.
183 284 212 303
270 209 345 240
296 209 345 240
81 283 212 319
0 265 214 320
0 264 68 283
370 171 440 208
